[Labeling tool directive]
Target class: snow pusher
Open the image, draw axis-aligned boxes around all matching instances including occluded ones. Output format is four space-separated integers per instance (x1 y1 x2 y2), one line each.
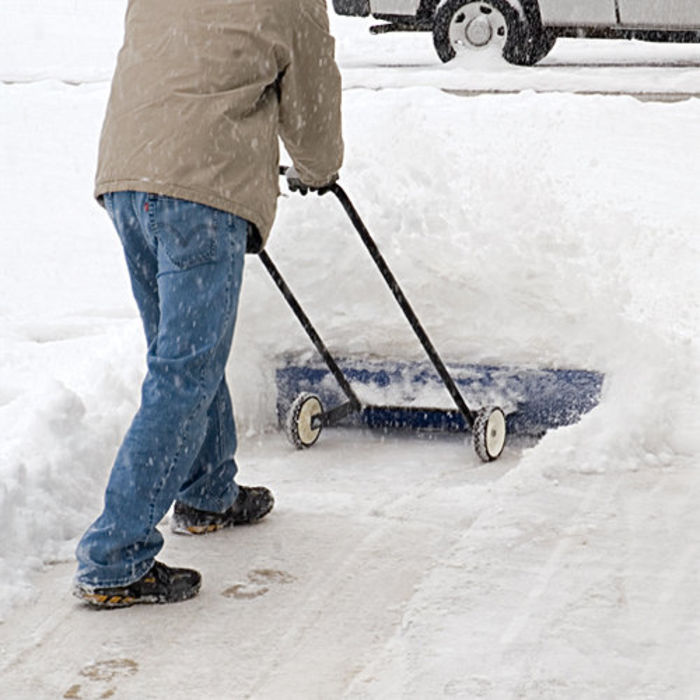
260 169 602 462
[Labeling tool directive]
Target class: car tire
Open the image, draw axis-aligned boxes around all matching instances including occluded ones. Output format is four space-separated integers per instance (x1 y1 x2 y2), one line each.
512 26 556 65
432 0 554 65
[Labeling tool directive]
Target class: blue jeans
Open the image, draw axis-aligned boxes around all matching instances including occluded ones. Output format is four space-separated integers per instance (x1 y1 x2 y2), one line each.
76 191 247 588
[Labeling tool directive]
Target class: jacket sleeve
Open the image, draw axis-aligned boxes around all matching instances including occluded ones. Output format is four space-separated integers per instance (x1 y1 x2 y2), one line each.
278 0 343 187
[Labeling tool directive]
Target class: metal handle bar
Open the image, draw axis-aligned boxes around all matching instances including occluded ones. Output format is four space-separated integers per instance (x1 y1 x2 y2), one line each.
327 183 475 427
275 165 475 427
257 248 362 411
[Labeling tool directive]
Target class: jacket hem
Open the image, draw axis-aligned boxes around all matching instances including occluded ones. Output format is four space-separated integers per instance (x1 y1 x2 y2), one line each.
94 179 274 243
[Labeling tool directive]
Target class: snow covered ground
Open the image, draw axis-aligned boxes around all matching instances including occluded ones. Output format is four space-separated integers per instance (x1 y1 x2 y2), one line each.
1 2 699 697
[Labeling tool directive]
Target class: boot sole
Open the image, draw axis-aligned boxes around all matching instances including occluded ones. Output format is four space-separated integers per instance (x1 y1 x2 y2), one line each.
74 582 201 609
171 500 274 535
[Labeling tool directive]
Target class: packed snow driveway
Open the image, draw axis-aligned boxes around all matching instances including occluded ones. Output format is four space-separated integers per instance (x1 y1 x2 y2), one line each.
0 432 520 699
2 432 699 698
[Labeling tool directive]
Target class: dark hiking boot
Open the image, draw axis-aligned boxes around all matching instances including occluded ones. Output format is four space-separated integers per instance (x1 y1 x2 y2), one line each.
171 485 274 535
73 561 201 608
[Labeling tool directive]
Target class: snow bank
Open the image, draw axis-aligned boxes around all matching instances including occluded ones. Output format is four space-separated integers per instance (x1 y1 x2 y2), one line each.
238 89 700 473
0 321 144 618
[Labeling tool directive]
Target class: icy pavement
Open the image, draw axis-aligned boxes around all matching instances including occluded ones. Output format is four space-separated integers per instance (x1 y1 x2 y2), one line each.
2 431 698 697
0 430 514 698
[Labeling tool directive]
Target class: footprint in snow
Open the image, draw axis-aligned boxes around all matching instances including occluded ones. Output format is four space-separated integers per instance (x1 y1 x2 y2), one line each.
63 657 138 699
221 568 296 600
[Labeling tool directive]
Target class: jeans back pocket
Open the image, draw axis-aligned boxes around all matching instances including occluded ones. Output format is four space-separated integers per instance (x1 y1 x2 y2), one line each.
151 195 222 272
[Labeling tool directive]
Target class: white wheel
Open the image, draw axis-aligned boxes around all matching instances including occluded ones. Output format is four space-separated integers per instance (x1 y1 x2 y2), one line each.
433 0 515 63
449 2 509 54
286 393 323 449
472 406 506 462
433 0 554 66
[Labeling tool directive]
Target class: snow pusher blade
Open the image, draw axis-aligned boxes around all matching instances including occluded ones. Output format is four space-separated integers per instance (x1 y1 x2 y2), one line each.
261 169 602 462
275 356 603 439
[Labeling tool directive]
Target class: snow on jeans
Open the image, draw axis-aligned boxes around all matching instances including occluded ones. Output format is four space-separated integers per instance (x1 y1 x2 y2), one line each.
76 191 247 588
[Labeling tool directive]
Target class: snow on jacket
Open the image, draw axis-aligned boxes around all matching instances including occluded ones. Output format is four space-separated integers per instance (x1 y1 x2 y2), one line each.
95 0 343 247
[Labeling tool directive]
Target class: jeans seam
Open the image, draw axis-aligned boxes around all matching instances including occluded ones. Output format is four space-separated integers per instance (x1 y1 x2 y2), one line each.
145 366 209 534
144 221 237 534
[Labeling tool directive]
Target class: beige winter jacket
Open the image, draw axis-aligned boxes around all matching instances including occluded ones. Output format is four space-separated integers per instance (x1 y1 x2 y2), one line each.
95 0 343 247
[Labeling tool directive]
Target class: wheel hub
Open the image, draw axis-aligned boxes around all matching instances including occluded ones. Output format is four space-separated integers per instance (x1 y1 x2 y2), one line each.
465 15 492 47
448 3 508 53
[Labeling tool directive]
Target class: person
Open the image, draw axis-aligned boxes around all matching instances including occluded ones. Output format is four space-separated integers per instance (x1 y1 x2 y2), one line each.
73 0 343 608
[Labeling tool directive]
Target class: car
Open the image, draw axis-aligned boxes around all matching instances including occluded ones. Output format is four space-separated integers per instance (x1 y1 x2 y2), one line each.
332 0 700 65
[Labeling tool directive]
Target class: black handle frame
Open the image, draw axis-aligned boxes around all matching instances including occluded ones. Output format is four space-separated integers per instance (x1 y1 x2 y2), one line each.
264 168 475 429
